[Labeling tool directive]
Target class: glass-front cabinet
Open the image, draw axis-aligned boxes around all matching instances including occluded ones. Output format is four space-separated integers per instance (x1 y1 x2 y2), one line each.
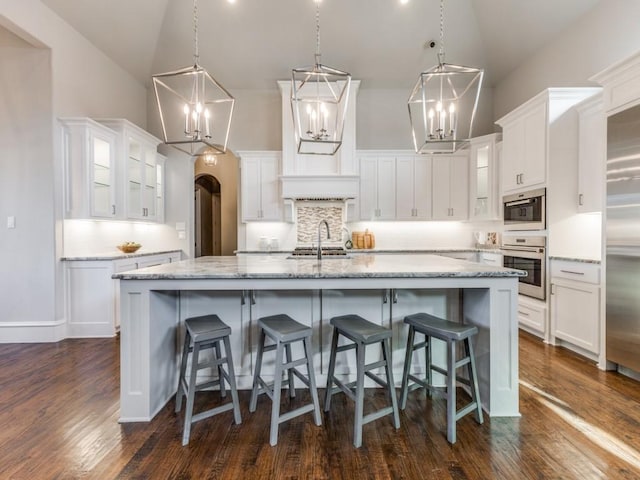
100 119 163 222
469 133 501 220
60 117 118 219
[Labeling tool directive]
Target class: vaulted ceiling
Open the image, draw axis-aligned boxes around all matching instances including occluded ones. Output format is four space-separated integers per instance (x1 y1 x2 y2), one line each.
40 0 600 90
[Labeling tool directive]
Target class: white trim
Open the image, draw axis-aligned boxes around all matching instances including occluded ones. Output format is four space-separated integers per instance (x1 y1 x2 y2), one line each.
0 319 67 343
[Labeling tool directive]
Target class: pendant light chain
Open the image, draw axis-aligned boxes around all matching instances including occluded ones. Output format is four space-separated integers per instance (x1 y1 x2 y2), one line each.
438 0 445 65
193 0 199 65
315 1 321 65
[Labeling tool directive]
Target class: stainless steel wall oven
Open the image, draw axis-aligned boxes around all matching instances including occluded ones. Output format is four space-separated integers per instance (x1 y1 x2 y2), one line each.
502 235 546 300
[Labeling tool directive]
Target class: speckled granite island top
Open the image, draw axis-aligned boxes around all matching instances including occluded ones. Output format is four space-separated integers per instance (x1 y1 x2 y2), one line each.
113 254 525 280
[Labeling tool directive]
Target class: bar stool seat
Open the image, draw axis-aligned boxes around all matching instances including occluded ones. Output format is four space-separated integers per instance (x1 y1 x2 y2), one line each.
176 314 242 446
324 314 400 448
399 312 483 444
249 314 322 446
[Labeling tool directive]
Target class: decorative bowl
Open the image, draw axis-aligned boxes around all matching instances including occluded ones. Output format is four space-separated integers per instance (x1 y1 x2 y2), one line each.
117 243 141 254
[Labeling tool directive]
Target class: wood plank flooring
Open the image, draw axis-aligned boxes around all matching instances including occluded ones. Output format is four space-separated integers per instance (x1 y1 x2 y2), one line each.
0 331 639 479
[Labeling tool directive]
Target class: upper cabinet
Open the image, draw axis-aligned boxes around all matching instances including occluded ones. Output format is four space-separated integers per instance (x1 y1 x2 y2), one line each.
576 93 605 213
497 100 546 194
61 117 166 223
395 155 432 220
496 89 601 196
469 133 501 220
98 119 164 222
432 154 469 220
61 118 119 219
239 151 282 222
359 155 397 220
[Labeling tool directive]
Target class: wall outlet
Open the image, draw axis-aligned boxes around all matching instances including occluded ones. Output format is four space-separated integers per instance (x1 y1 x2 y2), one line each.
7 216 15 229
177 231 186 240
175 222 186 231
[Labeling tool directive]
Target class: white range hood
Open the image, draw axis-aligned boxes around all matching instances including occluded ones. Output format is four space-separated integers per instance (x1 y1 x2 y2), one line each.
280 174 359 200
278 80 361 200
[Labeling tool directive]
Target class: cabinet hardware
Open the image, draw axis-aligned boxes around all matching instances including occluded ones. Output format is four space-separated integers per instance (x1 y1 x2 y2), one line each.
240 290 246 305
578 193 584 206
392 289 398 304
560 269 585 276
518 310 530 316
382 290 388 304
112 205 115 215
551 284 555 295
250 290 256 305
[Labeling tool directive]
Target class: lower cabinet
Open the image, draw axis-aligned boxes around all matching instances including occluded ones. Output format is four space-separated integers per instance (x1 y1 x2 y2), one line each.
65 251 181 338
550 260 600 356
517 295 547 339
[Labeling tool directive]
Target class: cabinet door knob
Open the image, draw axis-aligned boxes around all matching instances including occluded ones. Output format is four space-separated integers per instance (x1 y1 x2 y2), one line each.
578 193 584 206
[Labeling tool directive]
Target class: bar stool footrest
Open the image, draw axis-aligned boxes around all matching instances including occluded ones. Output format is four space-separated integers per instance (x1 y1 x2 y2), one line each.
362 406 395 426
191 402 235 424
278 404 316 424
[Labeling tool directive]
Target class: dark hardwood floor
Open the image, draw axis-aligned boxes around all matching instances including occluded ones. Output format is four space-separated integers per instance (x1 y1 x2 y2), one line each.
1 331 639 479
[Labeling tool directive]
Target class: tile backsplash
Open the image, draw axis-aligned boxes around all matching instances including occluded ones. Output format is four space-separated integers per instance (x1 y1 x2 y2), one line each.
296 202 344 244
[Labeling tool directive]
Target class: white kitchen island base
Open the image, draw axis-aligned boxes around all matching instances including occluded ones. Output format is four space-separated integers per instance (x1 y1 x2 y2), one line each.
115 255 522 422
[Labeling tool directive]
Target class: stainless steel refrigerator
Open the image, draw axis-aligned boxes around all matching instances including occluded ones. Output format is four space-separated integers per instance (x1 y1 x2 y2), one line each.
606 103 640 373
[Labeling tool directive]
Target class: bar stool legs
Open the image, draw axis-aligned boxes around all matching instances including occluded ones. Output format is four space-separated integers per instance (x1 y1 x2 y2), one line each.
249 314 322 446
176 315 242 446
399 312 483 444
324 314 400 448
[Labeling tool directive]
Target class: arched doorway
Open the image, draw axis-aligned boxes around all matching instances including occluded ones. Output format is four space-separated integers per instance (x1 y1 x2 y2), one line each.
193 150 239 256
195 174 221 257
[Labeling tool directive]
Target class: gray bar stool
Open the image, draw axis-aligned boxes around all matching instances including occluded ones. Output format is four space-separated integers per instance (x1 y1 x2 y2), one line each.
176 314 242 446
399 312 483 444
324 314 400 448
249 314 322 446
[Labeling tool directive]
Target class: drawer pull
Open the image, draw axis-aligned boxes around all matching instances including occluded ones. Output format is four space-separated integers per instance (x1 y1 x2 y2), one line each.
560 269 585 276
518 311 530 317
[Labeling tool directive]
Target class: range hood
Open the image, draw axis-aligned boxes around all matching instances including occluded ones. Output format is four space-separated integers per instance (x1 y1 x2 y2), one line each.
280 175 359 199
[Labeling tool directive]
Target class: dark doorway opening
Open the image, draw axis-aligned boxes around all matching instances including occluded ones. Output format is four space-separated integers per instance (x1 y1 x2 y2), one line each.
195 174 221 257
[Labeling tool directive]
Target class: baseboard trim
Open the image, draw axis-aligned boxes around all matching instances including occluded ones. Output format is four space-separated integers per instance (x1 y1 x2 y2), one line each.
0 319 67 343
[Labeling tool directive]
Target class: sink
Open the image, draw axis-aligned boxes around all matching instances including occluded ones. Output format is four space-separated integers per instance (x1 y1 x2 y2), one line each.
288 247 352 259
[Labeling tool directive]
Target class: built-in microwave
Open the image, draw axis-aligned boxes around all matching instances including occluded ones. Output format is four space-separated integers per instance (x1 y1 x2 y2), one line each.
503 188 546 231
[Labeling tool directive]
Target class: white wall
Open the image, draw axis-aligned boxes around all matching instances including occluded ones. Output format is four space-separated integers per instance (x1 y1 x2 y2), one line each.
0 1 152 341
0 28 56 338
494 0 640 119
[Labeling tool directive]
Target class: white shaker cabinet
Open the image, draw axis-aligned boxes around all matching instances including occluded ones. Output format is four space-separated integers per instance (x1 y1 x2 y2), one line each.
240 151 282 222
431 154 469 220
97 119 164 222
60 118 119 219
576 94 605 213
395 155 432 220
550 260 600 356
498 100 546 194
469 133 501 220
359 155 396 220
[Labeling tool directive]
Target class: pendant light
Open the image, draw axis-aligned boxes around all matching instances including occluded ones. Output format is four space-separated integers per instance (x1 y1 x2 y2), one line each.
152 0 235 156
291 0 351 155
408 0 483 154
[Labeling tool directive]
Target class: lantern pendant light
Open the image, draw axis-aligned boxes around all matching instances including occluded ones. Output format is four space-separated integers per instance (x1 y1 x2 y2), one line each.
291 0 352 155
408 0 484 154
152 0 235 156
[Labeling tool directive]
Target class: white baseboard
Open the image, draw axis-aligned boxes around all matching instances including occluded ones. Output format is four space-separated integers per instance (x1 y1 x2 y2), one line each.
0 319 67 343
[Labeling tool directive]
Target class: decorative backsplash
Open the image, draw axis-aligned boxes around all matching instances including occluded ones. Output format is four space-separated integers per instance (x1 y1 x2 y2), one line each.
296 202 344 244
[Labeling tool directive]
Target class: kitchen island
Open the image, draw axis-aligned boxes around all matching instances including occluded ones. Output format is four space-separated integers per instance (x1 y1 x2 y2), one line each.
114 254 524 422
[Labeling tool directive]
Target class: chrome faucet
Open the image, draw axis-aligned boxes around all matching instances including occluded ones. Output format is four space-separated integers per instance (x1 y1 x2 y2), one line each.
317 219 331 261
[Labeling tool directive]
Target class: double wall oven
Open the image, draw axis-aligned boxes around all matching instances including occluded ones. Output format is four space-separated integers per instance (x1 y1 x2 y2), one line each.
502 188 547 300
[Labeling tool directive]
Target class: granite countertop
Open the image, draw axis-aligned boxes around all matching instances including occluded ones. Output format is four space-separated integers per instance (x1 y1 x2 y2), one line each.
61 249 182 261
549 255 601 264
113 253 525 280
236 247 503 255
